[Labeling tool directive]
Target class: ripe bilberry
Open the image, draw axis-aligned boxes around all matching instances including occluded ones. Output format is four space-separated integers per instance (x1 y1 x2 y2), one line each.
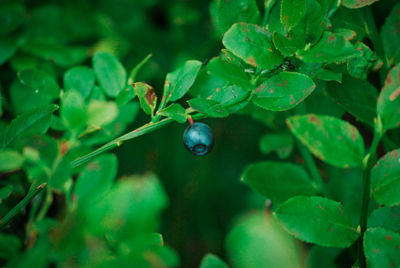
183 121 214 156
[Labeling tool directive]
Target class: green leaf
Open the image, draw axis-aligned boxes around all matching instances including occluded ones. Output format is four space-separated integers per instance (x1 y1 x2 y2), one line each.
0 185 13 201
163 60 202 103
287 114 365 168
10 69 60 114
326 75 378 126
242 161 317 204
347 43 381 80
223 23 283 71
259 133 294 159
307 246 342 268
116 84 137 106
60 90 86 130
188 98 229 118
0 233 21 260
342 0 378 8
364 228 400 268
0 150 24 172
211 0 261 36
0 4 25 36
371 149 400 206
272 32 298 57
133 82 157 115
49 157 72 191
63 66 95 99
2 104 58 149
314 68 342 83
127 53 152 84
377 63 400 130
368 206 400 232
74 154 117 206
253 72 316 111
87 101 118 127
226 212 301 268
156 103 187 123
199 254 229 268
381 2 400 66
93 51 126 97
275 196 360 247
298 32 358 63
280 0 306 28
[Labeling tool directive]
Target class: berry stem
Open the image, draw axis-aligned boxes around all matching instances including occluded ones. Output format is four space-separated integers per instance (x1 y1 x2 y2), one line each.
188 115 194 125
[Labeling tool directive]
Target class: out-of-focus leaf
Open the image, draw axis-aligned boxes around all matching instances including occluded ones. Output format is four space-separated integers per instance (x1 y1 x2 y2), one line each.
381 2 400 66
0 4 25 36
60 90 86 130
0 150 24 172
259 133 294 158
242 161 317 204
307 246 341 268
87 101 118 127
0 233 21 260
199 253 229 268
226 211 302 268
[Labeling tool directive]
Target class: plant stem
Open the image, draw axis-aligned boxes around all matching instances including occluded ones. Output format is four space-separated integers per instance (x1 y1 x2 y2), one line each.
357 130 382 268
0 183 47 230
296 140 330 197
71 111 205 169
36 187 53 221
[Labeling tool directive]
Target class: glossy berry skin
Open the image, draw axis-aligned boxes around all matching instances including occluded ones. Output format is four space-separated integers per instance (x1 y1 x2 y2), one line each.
183 122 214 156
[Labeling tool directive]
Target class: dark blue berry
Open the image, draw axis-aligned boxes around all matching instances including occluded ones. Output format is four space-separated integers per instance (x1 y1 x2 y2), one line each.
183 122 214 156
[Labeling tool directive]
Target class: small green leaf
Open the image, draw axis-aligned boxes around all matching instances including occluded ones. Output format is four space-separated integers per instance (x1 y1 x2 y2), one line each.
0 150 24 172
0 185 13 201
381 3 400 66
133 82 157 115
188 98 229 118
2 104 58 149
287 114 365 168
93 51 126 97
368 206 400 232
127 53 152 84
74 154 117 206
163 60 202 103
377 63 400 130
199 254 229 268
298 32 358 63
242 161 317 204
342 0 378 8
211 0 261 36
259 133 294 159
272 32 298 56
87 101 118 127
60 90 86 130
326 75 378 126
314 68 342 83
226 212 301 268
280 0 306 28
116 84 137 106
253 72 315 111
223 23 283 71
63 66 95 99
371 149 400 206
275 196 360 248
347 43 381 80
364 228 400 268
11 69 60 114
156 103 187 123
